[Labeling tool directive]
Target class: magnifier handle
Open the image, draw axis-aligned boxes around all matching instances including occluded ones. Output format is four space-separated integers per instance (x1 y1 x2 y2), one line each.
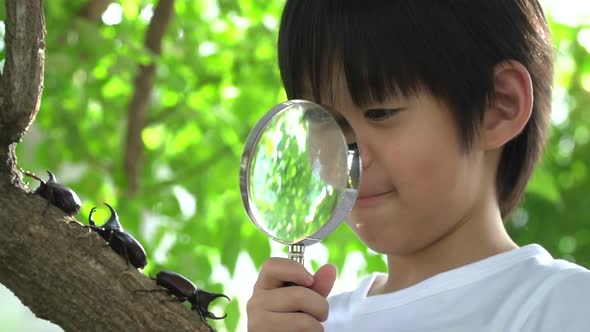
284 244 306 287
288 243 305 264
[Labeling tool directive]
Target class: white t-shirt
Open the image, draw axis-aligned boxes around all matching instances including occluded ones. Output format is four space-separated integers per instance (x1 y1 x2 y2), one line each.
324 244 590 332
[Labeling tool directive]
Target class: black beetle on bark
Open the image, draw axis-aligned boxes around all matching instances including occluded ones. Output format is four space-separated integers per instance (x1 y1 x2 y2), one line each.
88 203 148 269
136 270 230 331
21 169 82 216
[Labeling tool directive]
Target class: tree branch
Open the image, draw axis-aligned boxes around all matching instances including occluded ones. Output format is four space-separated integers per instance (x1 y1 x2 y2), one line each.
124 0 175 196
0 0 45 182
0 188 213 332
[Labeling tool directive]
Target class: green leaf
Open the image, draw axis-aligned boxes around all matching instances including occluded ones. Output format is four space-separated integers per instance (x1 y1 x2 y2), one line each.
526 165 562 205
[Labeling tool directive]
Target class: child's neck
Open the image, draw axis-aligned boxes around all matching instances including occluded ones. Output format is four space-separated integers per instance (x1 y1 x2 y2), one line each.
368 203 517 296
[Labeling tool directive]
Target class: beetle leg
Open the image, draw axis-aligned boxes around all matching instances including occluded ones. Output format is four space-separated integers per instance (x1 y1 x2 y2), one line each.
132 288 167 296
105 230 114 246
21 169 44 184
156 295 187 305
195 309 215 332
122 243 132 269
168 295 188 302
40 199 52 217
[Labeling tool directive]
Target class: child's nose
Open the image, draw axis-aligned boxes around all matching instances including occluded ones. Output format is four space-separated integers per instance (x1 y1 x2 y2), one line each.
348 141 372 171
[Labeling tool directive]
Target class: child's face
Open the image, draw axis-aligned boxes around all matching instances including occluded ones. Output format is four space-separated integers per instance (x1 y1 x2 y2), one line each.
304 73 491 256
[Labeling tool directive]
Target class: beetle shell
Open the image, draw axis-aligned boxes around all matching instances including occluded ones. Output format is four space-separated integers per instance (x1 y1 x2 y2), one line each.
108 230 148 269
155 270 230 320
156 270 197 299
88 204 148 269
25 170 82 216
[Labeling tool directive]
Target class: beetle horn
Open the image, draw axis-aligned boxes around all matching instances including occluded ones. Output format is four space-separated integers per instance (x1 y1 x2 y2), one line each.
103 202 123 230
46 170 57 183
196 289 230 319
203 310 228 320
88 207 98 226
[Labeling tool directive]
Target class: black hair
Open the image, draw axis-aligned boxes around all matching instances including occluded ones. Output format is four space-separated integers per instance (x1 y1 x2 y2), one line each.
278 0 553 218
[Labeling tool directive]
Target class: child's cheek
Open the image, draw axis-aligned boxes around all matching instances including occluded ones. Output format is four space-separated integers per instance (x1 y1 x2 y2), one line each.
393 136 462 203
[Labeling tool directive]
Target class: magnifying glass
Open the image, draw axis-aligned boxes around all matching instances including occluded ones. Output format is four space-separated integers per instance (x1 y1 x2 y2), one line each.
239 99 362 266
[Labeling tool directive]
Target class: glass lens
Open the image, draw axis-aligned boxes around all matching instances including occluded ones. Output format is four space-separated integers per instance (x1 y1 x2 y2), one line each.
244 101 357 244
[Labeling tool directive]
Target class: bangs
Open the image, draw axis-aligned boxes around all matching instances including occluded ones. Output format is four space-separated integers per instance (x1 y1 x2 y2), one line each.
278 1 495 107
278 0 499 148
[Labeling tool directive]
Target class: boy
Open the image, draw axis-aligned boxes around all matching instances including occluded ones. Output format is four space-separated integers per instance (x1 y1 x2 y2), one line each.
247 1 590 331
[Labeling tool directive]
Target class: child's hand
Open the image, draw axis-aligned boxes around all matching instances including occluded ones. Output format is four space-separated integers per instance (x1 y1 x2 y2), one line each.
247 258 337 332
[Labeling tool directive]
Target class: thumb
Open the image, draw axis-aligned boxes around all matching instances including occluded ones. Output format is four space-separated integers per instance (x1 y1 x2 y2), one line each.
310 264 337 298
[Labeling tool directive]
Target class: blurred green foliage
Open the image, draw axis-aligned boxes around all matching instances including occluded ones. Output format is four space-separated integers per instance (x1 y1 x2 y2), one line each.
0 1 589 331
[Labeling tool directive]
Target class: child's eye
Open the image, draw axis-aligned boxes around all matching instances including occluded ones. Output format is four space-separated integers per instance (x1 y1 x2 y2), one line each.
364 108 400 121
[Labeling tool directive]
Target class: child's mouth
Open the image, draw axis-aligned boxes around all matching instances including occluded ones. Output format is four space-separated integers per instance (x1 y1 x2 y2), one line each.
355 191 393 208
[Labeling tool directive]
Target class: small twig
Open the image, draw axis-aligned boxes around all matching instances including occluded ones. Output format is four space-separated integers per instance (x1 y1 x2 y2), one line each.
142 143 235 193
77 0 112 21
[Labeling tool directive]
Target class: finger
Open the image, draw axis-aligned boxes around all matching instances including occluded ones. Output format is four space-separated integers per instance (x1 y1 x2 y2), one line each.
255 257 314 290
254 286 330 322
248 311 324 332
309 264 337 298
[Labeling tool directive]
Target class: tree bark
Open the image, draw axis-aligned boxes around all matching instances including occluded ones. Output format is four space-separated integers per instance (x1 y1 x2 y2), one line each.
0 1 216 331
0 0 45 188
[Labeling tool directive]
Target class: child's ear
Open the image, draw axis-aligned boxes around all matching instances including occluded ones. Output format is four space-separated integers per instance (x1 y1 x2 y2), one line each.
479 60 533 150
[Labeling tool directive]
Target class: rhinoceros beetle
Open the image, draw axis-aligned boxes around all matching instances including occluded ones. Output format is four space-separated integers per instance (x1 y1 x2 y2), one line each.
21 169 82 216
136 270 229 330
87 203 148 269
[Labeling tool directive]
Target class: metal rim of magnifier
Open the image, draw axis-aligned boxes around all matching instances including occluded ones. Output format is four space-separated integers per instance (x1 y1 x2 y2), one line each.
239 99 362 247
